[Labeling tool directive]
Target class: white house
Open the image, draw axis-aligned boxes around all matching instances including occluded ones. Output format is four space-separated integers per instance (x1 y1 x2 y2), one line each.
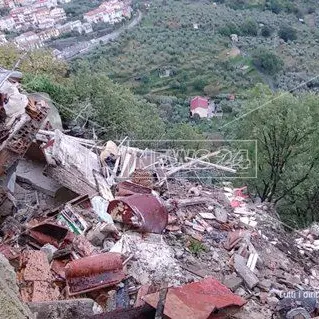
14 31 43 49
0 16 15 31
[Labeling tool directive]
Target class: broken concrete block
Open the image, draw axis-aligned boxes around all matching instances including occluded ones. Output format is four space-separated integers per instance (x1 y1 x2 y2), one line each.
0 253 34 319
43 130 100 196
258 279 272 292
214 207 228 223
234 254 259 289
223 276 243 292
240 216 257 228
199 212 215 220
266 296 279 308
28 298 102 319
40 244 57 263
16 160 61 197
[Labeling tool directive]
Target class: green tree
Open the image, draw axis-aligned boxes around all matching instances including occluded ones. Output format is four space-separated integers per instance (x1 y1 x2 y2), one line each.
229 85 319 226
240 19 258 36
70 64 165 139
252 48 283 75
267 0 283 14
261 25 273 37
0 45 68 82
278 25 297 42
192 78 207 91
219 22 240 36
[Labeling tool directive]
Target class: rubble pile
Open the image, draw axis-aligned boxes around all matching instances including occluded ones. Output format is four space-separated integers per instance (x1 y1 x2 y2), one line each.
0 67 319 319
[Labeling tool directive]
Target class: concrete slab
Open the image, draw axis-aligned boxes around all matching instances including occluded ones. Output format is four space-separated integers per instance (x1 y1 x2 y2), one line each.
16 160 61 197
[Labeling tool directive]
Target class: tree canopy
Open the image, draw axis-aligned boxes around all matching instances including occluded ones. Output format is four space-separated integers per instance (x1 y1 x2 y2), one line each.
229 84 319 226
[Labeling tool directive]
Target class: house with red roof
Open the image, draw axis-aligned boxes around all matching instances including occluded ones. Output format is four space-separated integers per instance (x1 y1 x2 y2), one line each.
190 96 210 118
190 96 222 118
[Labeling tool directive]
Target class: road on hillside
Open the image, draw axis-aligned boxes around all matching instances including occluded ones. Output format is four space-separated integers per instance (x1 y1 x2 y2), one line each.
61 10 142 60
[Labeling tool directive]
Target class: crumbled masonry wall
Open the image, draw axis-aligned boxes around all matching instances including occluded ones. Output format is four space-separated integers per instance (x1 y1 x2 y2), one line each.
28 299 103 319
0 253 34 319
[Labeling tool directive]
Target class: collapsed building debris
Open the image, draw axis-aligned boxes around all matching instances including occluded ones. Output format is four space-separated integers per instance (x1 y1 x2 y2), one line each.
0 69 49 218
65 252 125 295
143 277 246 319
2 67 319 319
108 194 168 234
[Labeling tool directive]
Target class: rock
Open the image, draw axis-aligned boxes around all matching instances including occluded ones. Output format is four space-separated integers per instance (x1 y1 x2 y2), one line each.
174 247 184 259
103 239 115 251
16 160 62 197
234 254 259 289
258 279 272 292
235 287 247 297
259 292 268 304
212 251 219 262
223 276 243 292
272 282 287 291
0 253 34 319
40 244 57 263
214 207 228 223
267 296 279 308
188 186 201 196
28 299 102 319
253 287 261 295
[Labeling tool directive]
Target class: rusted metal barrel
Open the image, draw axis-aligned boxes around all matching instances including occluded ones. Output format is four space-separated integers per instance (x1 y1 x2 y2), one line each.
107 194 168 234
66 252 123 278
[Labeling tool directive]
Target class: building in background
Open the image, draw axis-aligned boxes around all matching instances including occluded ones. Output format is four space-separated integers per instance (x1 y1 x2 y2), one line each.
14 31 43 49
84 0 129 25
0 33 7 44
0 16 16 31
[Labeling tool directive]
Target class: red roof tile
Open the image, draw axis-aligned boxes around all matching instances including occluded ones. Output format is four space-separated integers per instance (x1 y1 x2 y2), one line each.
143 277 246 319
190 96 209 110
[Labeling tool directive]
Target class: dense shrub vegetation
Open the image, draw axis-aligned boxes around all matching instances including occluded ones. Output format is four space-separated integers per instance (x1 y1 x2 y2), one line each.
252 48 284 75
278 25 298 42
77 0 319 98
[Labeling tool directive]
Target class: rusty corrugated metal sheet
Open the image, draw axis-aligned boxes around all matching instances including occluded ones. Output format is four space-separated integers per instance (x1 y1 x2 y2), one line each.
107 194 168 234
143 277 246 319
65 252 125 296
28 222 69 248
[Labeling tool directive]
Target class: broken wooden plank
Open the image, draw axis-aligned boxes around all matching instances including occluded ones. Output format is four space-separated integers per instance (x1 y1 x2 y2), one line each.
165 151 221 178
247 253 258 271
185 156 237 173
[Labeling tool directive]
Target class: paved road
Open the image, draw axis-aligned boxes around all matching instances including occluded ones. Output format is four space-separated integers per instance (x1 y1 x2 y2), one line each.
61 10 142 60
